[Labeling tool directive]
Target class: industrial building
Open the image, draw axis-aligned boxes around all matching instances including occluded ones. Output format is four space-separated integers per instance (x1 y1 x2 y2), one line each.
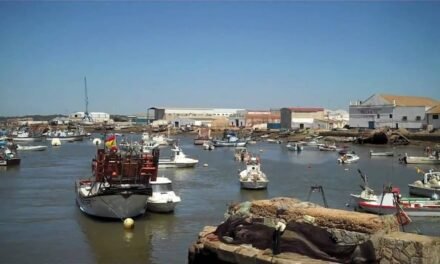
280 107 326 130
426 105 440 129
349 94 439 129
69 112 112 124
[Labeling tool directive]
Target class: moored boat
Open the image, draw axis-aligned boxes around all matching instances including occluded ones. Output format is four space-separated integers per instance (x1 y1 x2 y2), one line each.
337 153 360 164
194 127 212 145
286 143 303 151
318 144 337 151
17 144 47 151
402 153 440 165
158 145 198 168
0 146 21 166
147 177 181 213
408 170 440 199
369 150 394 157
358 187 440 217
239 156 268 190
75 141 160 219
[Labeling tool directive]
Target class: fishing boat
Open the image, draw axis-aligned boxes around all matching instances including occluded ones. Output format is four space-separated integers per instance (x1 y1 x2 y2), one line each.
11 131 43 142
0 146 21 166
45 130 84 141
17 144 47 151
234 147 250 162
141 133 160 153
75 141 160 219
213 131 247 147
286 143 303 151
408 170 440 199
369 150 394 157
349 170 378 210
402 153 440 165
202 141 215 150
357 187 440 217
239 156 269 190
158 145 198 168
337 153 360 164
147 177 181 213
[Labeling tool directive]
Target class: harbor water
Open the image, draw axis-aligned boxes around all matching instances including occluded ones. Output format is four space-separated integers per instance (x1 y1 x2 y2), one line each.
1 135 439 263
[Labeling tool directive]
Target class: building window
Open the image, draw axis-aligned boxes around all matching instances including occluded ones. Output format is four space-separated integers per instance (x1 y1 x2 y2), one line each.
389 114 393 119
377 114 380 119
416 116 421 121
402 116 407 121
433 114 439 120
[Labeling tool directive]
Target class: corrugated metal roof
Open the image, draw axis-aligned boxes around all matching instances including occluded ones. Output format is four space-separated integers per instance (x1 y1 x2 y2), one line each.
427 104 440 114
380 94 439 107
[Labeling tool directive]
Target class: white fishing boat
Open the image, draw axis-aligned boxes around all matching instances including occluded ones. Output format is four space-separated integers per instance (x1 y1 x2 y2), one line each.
141 133 160 153
194 127 212 145
152 134 169 146
349 170 378 211
147 177 181 213
45 130 84 141
369 150 394 157
239 156 269 190
0 146 21 166
17 144 47 151
12 131 43 142
402 153 440 165
408 170 440 199
266 138 282 144
158 146 198 168
234 147 250 162
75 147 160 219
286 143 303 151
358 187 440 217
337 153 360 164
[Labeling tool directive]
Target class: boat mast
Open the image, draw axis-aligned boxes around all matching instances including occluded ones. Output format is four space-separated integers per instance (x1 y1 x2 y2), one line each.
83 76 92 123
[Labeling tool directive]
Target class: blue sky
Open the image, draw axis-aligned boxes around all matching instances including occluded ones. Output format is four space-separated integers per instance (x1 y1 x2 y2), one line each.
0 2 439 116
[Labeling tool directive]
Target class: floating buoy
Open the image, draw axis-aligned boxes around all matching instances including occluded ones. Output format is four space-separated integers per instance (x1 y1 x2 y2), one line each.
92 138 102 146
123 218 134 229
344 168 349 171
51 138 61 146
259 149 263 152
203 163 208 167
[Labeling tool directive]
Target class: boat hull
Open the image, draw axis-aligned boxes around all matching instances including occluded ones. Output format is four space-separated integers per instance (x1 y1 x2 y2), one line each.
408 184 440 199
240 181 268 190
158 160 198 168
213 141 246 147
46 136 84 142
0 158 21 166
147 202 178 213
358 201 440 217
370 152 394 157
404 156 440 164
12 137 43 142
75 183 149 219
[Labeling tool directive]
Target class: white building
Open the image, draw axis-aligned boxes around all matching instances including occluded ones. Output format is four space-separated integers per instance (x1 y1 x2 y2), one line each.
349 94 439 129
147 107 245 127
69 112 112 124
427 105 440 130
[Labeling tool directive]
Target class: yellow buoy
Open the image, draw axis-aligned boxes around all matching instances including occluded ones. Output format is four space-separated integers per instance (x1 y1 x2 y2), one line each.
123 218 134 229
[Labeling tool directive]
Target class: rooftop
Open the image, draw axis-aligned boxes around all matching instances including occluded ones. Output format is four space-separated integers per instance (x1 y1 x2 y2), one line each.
380 94 439 107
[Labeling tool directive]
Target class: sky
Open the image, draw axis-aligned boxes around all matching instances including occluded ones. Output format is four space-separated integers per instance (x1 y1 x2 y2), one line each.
0 1 439 116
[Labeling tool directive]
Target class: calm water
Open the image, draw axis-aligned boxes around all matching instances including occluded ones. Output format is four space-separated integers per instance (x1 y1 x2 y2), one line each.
1 135 439 264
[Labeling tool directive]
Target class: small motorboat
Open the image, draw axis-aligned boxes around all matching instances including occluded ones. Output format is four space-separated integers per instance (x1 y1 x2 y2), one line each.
0 147 21 166
202 141 215 151
147 177 181 213
17 144 47 151
239 156 269 190
159 145 198 168
337 153 360 164
286 143 303 151
402 153 440 165
318 144 337 151
234 147 250 161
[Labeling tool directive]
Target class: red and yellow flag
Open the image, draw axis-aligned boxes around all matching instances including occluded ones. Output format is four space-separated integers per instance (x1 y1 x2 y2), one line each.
105 135 117 149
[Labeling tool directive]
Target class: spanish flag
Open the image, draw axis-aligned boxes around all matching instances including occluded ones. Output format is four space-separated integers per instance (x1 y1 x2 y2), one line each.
105 134 117 149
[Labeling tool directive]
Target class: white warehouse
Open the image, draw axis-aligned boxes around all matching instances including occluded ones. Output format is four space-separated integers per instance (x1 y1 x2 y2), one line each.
349 94 439 129
69 111 112 124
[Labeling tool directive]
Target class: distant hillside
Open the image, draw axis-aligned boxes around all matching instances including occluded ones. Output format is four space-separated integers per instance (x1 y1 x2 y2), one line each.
0 115 66 122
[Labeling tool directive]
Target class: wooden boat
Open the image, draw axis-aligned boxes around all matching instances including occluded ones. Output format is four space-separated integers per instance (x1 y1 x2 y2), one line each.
358 187 440 217
239 156 268 190
75 144 160 219
408 170 440 199
369 150 394 157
